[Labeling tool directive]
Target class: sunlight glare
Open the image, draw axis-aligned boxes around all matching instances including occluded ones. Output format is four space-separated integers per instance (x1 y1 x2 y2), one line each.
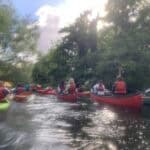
59 0 108 27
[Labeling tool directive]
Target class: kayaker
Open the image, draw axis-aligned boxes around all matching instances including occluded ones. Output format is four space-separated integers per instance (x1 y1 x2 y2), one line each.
113 76 127 94
0 82 10 102
97 80 106 95
91 80 106 95
15 84 24 94
30 84 37 92
67 78 76 94
76 82 83 92
58 81 66 94
24 83 30 91
91 83 99 94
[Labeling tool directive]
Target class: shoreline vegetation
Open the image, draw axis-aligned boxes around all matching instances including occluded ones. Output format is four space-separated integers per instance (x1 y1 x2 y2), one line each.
0 0 150 91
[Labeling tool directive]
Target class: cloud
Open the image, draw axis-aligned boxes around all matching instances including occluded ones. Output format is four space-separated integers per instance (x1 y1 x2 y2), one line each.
36 0 108 53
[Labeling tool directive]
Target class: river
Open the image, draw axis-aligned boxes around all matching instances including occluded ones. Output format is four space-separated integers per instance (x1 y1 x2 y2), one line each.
0 95 150 150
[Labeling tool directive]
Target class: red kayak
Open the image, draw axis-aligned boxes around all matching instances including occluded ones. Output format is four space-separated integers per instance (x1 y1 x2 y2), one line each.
91 93 143 108
37 89 56 95
56 93 78 102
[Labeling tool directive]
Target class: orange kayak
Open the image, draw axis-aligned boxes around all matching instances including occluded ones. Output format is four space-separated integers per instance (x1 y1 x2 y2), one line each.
14 92 32 102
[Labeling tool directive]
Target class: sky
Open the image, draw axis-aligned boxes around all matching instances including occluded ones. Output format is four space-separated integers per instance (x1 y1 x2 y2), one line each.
12 0 108 53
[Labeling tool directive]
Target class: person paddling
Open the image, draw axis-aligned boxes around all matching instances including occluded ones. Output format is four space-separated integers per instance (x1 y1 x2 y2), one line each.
97 80 106 95
113 76 127 94
58 81 66 94
91 80 106 95
67 78 76 94
0 81 9 102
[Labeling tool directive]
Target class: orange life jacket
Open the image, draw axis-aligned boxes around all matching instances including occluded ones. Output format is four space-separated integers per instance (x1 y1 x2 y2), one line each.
114 81 127 94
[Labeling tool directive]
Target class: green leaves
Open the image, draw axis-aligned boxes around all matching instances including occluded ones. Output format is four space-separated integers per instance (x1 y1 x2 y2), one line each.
0 2 39 84
33 0 150 90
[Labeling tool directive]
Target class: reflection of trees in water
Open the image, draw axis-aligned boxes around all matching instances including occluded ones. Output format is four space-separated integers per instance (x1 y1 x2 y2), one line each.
106 105 150 149
89 104 150 150
58 103 150 150
57 104 95 148
116 118 150 150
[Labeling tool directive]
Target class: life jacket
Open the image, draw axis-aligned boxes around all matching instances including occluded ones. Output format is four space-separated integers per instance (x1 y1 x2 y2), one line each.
68 83 76 94
114 81 127 94
98 84 105 91
16 87 24 94
0 87 9 100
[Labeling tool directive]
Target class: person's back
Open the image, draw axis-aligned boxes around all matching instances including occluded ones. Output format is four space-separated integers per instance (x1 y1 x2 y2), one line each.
114 78 127 94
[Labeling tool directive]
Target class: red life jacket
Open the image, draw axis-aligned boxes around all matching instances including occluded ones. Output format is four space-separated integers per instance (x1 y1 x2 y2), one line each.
0 87 6 100
114 81 127 94
68 83 76 94
16 87 24 94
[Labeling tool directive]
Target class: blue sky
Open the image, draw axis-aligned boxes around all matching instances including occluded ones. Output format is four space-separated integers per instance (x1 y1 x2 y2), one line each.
12 0 63 16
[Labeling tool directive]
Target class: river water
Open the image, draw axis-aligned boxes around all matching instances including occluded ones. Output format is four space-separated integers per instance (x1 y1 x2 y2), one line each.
0 95 150 150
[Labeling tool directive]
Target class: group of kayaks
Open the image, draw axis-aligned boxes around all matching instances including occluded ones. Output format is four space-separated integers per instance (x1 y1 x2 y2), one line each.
55 92 142 109
0 87 144 111
36 88 143 109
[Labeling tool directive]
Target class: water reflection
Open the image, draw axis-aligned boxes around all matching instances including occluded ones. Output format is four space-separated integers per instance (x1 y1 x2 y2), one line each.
0 95 150 150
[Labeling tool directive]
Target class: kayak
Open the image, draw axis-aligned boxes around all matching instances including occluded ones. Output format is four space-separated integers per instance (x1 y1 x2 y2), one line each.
77 91 90 97
56 93 78 102
14 92 32 102
37 89 56 95
91 93 143 108
14 95 28 102
0 99 10 111
19 91 32 96
45 90 56 95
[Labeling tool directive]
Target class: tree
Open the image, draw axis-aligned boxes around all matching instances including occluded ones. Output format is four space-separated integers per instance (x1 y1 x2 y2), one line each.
97 0 150 89
0 1 39 84
60 11 99 83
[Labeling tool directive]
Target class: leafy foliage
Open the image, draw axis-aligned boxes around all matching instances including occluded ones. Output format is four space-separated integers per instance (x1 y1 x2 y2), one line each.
33 0 150 90
0 1 39 84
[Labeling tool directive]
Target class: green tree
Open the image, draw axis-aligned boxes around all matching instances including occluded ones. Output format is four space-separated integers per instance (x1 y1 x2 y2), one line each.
98 0 150 89
60 11 99 83
0 1 39 84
